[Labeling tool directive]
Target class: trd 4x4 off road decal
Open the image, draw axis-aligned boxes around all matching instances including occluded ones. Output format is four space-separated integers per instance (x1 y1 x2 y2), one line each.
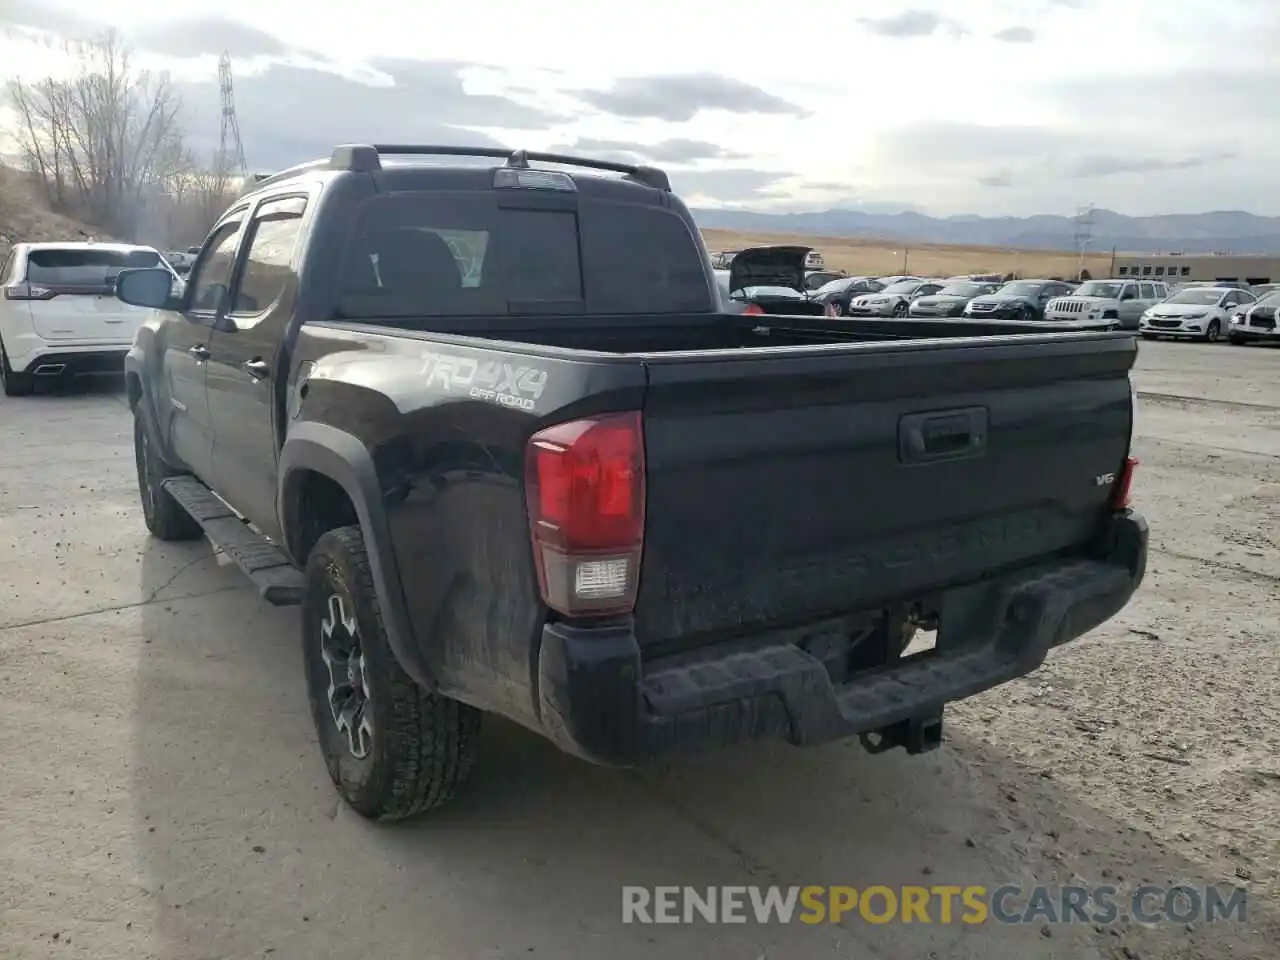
418 351 549 411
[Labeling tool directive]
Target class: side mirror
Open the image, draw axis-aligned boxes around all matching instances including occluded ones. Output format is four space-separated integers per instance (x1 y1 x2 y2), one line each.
116 268 181 310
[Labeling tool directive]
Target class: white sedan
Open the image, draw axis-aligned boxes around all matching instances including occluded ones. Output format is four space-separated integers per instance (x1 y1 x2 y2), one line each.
1138 286 1257 342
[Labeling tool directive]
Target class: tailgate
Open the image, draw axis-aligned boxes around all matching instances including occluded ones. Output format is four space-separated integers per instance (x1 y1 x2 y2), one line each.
633 333 1136 647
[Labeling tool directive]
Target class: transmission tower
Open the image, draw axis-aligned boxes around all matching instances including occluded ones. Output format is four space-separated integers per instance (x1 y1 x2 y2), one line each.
1073 202 1095 279
216 52 248 182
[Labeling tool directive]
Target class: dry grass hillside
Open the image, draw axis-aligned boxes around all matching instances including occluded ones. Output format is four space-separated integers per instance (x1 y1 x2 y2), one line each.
0 165 109 258
700 227 1114 280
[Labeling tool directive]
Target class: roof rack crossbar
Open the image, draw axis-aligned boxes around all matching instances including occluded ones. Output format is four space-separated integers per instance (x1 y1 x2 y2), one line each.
329 143 671 191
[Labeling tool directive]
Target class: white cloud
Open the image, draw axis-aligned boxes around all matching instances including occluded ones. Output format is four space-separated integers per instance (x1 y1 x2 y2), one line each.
1 0 1278 217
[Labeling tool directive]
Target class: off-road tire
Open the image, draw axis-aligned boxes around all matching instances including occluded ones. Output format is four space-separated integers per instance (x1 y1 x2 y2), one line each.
1140 333 1157 340
133 411 203 541
0 340 34 397
1228 334 1248 346
303 525 481 821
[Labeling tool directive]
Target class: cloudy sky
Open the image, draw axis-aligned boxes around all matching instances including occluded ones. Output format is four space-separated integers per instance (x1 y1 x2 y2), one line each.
1 0 1275 217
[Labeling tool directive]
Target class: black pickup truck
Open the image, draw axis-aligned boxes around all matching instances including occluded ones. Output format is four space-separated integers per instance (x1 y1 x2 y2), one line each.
116 144 1148 822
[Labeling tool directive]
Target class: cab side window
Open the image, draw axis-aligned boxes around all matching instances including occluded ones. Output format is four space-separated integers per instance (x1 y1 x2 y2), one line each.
230 197 307 321
188 221 244 314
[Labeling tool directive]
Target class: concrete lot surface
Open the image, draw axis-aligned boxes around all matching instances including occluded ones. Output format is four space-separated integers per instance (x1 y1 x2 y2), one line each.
1 340 1277 960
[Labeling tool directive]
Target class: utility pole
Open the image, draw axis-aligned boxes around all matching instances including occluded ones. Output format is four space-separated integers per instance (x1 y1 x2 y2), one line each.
1073 202 1095 280
216 52 248 185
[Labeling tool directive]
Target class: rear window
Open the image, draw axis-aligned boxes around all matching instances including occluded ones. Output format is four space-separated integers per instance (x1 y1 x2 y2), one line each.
26 248 161 285
336 190 713 318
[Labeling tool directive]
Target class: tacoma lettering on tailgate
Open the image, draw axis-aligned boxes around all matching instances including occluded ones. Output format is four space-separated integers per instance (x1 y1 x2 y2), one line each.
418 351 549 411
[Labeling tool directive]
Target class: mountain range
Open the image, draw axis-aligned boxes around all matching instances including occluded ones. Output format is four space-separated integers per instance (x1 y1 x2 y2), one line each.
688 207 1280 255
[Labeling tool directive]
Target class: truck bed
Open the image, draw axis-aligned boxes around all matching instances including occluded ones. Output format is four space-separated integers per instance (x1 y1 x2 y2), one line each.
305 314 1136 655
347 311 1119 356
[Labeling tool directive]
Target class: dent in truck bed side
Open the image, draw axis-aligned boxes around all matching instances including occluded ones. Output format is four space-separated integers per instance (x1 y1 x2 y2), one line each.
285 321 648 727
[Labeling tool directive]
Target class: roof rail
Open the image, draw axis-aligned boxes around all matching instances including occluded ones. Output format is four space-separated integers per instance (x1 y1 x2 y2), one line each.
245 158 330 190
325 143 671 191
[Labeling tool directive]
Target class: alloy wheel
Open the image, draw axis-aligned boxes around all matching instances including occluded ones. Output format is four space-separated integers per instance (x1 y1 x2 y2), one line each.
319 593 374 759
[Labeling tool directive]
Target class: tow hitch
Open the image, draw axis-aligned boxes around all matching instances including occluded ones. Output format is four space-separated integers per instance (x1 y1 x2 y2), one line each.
859 712 944 755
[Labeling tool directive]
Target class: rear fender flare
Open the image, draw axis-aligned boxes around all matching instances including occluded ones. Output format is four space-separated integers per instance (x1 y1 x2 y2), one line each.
278 421 430 690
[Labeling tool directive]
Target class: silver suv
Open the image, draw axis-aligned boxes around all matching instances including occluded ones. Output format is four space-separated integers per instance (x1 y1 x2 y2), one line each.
1043 279 1169 330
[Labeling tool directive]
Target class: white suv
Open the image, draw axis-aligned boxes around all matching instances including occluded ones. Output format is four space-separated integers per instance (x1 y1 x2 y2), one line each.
1043 279 1169 330
0 242 178 396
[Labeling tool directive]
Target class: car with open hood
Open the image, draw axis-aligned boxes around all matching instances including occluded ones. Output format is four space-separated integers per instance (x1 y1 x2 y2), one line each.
909 280 1001 318
964 278 1079 323
715 246 834 317
1227 289 1280 345
1043 279 1169 330
1139 285 1255 342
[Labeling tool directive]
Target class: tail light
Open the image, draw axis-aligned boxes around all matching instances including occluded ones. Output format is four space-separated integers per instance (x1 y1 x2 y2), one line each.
525 412 645 617
741 302 765 316
1111 456 1137 510
3 282 56 301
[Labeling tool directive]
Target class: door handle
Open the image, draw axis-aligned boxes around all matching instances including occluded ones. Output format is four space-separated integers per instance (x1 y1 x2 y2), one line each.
899 406 988 464
243 359 270 380
188 344 210 361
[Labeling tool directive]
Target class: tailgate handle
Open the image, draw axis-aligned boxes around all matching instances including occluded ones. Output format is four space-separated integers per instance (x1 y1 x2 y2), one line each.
900 407 988 464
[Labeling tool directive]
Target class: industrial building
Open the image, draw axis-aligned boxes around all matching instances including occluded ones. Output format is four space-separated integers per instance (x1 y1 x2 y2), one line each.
1111 254 1280 285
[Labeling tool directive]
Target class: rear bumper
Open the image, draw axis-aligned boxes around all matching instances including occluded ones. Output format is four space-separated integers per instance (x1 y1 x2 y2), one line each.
12 347 127 377
537 510 1148 766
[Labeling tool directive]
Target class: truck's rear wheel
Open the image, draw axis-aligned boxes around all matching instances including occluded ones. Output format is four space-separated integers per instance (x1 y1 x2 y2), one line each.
302 525 481 820
133 411 203 541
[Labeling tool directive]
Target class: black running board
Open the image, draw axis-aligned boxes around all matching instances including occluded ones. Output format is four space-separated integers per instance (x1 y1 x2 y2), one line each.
161 477 304 606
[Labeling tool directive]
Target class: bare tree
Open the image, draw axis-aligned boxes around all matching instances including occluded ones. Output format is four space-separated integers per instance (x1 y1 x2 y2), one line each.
159 164 237 247
6 30 189 239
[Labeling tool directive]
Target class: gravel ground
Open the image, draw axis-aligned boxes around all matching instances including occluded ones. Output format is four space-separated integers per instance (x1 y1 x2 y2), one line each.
0 339 1276 960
